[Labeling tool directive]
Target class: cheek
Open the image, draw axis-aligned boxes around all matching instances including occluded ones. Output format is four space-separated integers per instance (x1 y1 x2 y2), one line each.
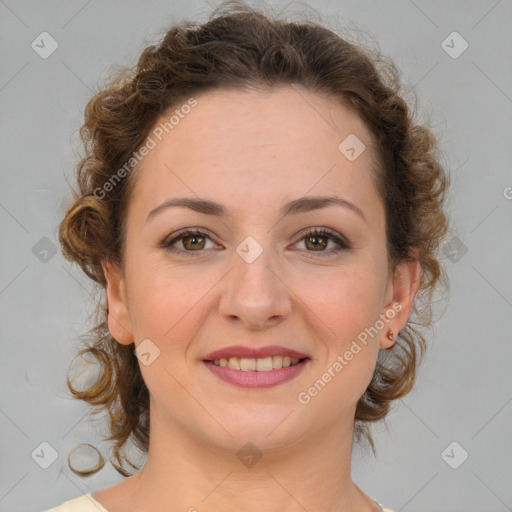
309 262 385 337
125 258 216 342
304 261 385 395
304 268 382 403
125 263 211 390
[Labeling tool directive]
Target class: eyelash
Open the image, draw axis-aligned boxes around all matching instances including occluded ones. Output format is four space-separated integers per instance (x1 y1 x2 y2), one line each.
159 227 351 257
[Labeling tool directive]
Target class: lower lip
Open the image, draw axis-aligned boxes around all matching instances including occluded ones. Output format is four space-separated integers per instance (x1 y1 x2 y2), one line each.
203 359 310 388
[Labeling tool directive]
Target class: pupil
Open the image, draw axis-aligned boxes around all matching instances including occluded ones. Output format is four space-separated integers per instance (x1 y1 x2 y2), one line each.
186 235 203 249
308 235 326 250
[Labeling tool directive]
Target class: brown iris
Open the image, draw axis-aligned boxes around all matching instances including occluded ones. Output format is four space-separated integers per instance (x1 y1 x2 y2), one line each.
182 234 206 250
304 234 328 251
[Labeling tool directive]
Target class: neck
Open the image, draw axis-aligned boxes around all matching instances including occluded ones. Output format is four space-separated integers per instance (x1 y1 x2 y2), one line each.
122 400 380 512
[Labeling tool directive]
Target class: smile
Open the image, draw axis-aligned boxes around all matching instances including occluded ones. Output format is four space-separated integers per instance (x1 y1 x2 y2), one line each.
203 357 310 388
207 356 305 371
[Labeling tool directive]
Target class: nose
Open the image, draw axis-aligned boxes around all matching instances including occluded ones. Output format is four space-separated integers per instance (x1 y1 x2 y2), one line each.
218 241 292 330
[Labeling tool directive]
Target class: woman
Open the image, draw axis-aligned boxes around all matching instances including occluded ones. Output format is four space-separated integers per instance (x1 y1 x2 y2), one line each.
47 2 449 511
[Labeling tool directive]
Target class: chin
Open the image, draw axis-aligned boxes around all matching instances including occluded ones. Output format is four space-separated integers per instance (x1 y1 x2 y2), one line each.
208 409 307 449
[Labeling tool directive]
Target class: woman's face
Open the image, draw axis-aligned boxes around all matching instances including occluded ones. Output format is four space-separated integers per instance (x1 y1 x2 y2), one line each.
104 85 417 452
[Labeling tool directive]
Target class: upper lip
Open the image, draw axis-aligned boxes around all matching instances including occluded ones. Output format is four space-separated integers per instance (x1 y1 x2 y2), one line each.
203 345 310 361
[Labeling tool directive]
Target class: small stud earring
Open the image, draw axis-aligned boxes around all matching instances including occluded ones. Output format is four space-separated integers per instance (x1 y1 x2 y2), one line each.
386 329 395 342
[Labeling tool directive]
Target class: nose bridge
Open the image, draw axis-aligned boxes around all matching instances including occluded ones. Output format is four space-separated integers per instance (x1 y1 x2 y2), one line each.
218 234 291 328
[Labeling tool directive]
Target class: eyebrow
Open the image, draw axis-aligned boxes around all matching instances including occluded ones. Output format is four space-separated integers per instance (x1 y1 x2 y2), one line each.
146 195 367 223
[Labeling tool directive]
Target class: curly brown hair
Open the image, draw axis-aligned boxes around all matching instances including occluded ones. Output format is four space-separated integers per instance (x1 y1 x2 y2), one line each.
58 1 450 477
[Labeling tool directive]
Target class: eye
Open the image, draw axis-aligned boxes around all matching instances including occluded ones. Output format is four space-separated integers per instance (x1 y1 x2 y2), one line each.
159 227 351 257
293 228 351 256
159 228 219 256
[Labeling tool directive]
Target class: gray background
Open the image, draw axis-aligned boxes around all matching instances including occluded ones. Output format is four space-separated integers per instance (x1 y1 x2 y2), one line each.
1 1 511 511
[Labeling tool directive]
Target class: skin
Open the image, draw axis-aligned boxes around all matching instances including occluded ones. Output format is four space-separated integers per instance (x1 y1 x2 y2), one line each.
94 85 420 512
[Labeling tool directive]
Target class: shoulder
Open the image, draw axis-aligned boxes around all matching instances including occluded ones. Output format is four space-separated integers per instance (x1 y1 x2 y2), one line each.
44 493 109 512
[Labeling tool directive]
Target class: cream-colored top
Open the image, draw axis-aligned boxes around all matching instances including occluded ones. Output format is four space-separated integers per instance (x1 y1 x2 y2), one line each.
44 494 108 512
44 492 395 512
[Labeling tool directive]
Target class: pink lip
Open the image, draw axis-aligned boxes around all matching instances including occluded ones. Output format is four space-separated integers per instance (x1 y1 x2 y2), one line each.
202 345 310 361
203 359 310 388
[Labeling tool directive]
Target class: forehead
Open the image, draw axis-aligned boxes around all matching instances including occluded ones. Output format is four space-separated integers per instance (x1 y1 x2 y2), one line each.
167 85 374 163
127 85 381 222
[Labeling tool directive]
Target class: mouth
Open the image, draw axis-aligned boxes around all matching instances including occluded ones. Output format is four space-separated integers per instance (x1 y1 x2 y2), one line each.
201 345 311 387
204 356 310 371
202 356 311 388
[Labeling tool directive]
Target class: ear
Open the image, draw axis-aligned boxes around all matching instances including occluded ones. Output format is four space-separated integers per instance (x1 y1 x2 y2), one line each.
101 260 134 345
380 249 421 349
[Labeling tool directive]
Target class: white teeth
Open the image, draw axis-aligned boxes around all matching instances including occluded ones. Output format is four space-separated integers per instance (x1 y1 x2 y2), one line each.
212 356 302 371
227 357 240 370
256 357 273 371
241 357 257 371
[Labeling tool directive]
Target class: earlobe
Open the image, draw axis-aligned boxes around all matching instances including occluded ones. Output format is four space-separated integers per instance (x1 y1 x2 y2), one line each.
380 254 421 350
101 260 134 345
